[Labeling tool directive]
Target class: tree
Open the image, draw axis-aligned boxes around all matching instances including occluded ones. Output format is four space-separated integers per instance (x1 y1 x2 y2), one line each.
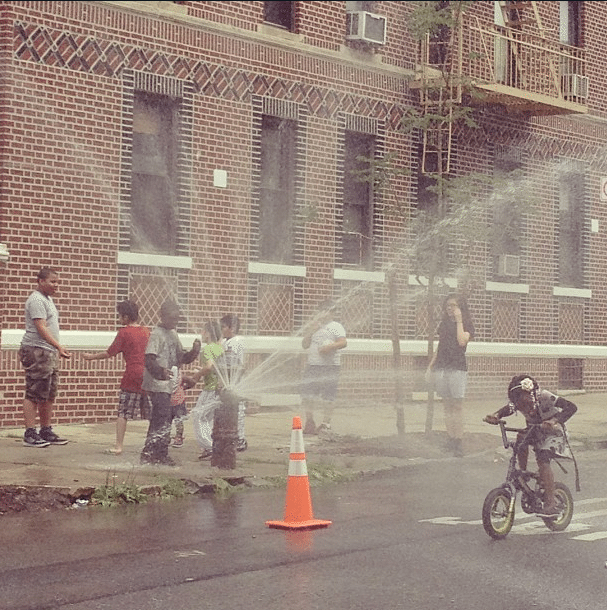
354 1 533 434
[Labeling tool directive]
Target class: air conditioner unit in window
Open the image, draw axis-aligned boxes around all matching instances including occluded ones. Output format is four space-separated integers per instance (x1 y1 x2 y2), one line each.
561 73 589 100
346 11 386 45
498 254 520 277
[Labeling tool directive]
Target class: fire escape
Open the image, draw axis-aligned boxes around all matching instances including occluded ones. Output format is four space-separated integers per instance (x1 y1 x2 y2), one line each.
414 0 588 175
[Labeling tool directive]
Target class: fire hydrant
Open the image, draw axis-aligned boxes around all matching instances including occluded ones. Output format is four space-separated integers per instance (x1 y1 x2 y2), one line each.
211 388 240 469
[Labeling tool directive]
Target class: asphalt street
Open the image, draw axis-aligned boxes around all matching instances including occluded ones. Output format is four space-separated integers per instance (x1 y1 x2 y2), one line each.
1 448 607 610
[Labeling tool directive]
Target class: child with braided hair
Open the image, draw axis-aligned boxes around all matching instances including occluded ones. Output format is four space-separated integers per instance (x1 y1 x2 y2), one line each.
484 375 577 517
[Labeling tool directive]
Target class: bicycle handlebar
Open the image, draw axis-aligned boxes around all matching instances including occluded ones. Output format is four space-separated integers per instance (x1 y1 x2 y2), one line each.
495 420 541 449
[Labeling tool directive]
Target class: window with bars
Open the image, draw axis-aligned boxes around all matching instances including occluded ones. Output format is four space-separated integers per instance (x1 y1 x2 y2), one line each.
558 358 583 390
264 1 294 31
558 163 585 288
492 154 523 279
342 131 375 269
258 115 297 264
130 91 180 255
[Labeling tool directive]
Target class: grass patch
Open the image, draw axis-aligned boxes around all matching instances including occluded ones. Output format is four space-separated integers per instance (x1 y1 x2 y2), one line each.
91 473 148 508
91 471 188 507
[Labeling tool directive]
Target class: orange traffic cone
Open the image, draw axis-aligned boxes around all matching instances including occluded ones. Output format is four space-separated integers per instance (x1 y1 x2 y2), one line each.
266 416 332 530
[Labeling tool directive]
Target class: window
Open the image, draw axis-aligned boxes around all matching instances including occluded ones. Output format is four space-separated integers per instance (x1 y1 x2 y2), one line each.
264 1 294 31
131 92 179 255
258 115 297 264
560 1 581 46
558 358 583 390
492 155 523 278
558 163 585 288
342 131 375 268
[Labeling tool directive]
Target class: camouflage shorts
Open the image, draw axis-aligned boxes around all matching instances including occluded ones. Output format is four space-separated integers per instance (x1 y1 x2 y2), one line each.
19 346 58 403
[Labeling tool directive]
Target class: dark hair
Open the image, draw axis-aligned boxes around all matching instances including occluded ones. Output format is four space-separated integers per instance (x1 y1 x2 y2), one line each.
203 320 222 343
220 313 240 333
160 299 180 318
117 300 139 323
37 267 57 281
441 293 472 326
507 374 539 404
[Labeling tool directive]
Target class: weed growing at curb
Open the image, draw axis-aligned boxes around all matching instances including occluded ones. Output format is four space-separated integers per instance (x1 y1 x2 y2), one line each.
211 476 243 499
91 474 148 508
156 476 187 499
91 471 189 507
260 461 359 490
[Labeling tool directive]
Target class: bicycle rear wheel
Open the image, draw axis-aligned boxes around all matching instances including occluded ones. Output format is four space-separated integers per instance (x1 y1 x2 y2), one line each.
543 482 574 531
482 487 514 539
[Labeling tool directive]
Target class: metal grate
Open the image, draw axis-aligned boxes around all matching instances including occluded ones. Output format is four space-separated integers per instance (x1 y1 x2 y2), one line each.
558 358 583 390
558 302 583 344
129 272 179 329
257 281 294 336
414 297 443 341
339 283 374 339
492 297 519 341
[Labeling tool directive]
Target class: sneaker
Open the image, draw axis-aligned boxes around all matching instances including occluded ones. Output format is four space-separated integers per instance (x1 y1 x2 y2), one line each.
157 456 178 467
172 436 184 448
236 438 248 452
23 430 50 448
39 427 68 445
317 423 334 440
198 449 213 460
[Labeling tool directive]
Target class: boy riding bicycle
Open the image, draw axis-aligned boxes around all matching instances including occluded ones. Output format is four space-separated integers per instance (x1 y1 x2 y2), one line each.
484 375 577 517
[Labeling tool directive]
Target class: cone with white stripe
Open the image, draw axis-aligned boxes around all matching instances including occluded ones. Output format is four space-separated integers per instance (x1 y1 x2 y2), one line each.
266 416 332 530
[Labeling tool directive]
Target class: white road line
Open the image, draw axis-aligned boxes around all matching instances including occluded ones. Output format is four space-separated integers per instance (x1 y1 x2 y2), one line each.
571 531 607 541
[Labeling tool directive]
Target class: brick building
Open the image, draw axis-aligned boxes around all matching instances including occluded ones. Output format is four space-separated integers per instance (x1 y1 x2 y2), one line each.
1 1 607 427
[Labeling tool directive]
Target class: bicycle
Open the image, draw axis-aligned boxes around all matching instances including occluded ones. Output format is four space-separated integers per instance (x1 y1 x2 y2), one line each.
482 421 574 540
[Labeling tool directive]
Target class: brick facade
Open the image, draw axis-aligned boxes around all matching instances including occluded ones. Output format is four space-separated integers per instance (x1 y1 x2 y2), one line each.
1 1 607 428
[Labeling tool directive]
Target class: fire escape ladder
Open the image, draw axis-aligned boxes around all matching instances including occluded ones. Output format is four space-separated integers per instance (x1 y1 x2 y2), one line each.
421 92 453 175
419 11 463 175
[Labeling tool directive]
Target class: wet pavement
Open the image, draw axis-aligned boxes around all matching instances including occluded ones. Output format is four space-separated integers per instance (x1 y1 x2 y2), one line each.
0 391 605 510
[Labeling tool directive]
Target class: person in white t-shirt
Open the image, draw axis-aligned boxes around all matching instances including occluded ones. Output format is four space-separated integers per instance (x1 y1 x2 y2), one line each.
220 314 248 452
301 300 347 436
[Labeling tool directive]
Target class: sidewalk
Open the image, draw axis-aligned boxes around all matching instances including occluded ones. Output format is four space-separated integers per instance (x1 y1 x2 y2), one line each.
0 392 605 509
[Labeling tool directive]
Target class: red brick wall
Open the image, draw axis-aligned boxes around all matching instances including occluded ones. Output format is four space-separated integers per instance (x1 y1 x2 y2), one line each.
2 2 607 428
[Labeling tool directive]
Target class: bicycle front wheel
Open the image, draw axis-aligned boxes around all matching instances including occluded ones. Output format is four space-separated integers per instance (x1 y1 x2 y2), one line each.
482 487 514 540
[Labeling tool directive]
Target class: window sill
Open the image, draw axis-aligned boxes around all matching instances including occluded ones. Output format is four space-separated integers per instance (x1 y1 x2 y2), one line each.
247 261 306 277
553 286 591 299
408 275 458 288
117 251 193 269
485 281 530 294
258 23 303 43
334 268 385 282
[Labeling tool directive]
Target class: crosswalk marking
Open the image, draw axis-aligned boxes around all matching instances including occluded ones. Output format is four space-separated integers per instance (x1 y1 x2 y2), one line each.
420 497 607 540
572 532 607 541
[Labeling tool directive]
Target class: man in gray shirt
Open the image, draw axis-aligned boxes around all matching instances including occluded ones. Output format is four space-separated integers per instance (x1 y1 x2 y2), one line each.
19 267 71 447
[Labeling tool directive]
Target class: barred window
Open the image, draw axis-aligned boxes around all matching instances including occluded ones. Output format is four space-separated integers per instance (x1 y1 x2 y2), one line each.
130 92 180 255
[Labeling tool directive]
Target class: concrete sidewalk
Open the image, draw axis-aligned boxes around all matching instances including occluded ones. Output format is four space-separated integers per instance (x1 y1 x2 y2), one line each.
0 391 605 501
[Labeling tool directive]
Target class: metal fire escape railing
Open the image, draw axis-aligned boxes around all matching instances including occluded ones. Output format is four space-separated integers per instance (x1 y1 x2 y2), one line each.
416 1 587 175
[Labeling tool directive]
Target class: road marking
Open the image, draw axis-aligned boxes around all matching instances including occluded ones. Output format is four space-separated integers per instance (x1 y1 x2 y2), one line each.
420 498 607 538
175 550 207 558
572 532 607 541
